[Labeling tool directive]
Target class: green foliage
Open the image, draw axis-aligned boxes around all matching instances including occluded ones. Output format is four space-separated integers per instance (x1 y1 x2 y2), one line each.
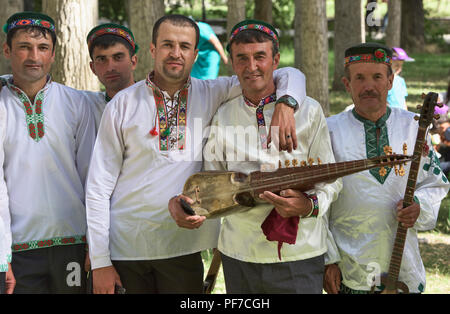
99 0 128 24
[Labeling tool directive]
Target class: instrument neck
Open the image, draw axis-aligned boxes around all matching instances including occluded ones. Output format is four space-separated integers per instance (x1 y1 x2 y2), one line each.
385 127 426 289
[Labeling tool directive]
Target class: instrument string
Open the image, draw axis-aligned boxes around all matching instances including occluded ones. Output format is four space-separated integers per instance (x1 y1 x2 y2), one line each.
192 157 411 203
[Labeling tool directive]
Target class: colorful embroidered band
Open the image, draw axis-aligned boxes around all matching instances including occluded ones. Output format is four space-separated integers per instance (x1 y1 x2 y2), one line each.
345 49 392 67
12 235 87 252
3 12 55 34
244 93 277 150
7 77 50 142
227 19 279 52
344 43 393 68
87 23 139 54
146 72 189 151
302 193 319 218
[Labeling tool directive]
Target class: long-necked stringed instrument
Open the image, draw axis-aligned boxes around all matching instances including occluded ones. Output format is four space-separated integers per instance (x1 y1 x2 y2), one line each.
372 92 441 294
182 154 412 219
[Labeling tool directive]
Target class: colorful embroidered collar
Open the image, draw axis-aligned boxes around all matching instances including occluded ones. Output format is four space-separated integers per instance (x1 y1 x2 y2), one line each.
146 72 191 151
7 76 52 142
352 107 392 184
244 93 277 150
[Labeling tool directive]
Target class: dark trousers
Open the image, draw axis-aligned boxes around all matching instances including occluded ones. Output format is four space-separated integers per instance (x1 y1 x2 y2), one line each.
12 244 87 294
112 252 204 294
0 272 5 294
221 253 325 294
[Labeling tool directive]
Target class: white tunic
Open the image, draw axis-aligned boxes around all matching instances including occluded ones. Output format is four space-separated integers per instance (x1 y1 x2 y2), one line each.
82 91 107 132
0 102 10 272
86 68 306 270
204 95 342 263
326 108 450 293
0 79 96 253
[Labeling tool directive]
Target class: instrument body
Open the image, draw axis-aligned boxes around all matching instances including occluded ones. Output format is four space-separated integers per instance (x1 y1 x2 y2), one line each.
183 155 412 219
372 92 439 294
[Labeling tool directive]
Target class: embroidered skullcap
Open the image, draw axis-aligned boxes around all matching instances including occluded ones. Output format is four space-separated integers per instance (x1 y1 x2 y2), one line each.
87 23 139 54
3 11 56 34
226 19 279 53
345 42 393 67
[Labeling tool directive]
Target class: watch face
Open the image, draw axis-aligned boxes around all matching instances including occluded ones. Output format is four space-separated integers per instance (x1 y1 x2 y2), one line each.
282 96 297 108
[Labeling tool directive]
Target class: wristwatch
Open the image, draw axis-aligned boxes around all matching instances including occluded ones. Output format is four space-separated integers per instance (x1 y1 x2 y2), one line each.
275 95 299 111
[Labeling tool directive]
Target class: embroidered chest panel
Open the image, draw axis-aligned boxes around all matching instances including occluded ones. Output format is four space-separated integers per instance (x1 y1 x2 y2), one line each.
146 76 188 151
244 93 277 150
9 84 46 142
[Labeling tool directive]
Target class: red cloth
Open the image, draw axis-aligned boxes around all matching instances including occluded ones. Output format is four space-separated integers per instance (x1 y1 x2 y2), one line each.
261 208 300 260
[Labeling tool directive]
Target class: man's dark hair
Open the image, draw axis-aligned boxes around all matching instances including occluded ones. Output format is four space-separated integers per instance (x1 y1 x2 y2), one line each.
228 29 279 59
7 26 57 51
88 34 135 59
152 14 200 49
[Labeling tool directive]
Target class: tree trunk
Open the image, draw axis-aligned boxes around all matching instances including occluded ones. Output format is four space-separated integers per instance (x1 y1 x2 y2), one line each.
127 0 165 81
295 0 329 116
42 0 99 91
386 0 402 48
0 0 24 76
226 0 246 74
401 0 425 52
332 0 365 91
227 0 246 37
254 0 273 24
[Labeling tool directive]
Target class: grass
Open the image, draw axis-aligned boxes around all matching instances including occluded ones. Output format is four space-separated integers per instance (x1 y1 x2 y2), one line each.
203 200 450 294
206 43 450 294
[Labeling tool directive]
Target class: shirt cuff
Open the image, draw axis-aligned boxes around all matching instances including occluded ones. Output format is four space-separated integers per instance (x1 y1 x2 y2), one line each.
90 256 113 270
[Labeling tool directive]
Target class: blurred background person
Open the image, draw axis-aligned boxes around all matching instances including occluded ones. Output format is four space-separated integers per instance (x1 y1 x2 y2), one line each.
387 47 414 111
191 19 228 80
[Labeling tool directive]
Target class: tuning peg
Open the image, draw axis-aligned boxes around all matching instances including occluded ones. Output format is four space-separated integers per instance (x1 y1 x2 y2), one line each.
434 114 441 120
301 161 307 167
399 164 405 176
285 160 291 167
317 158 322 165
414 115 420 121
308 158 314 166
383 145 393 156
379 167 387 177
292 159 299 167
279 160 282 169
421 93 426 99
394 164 399 176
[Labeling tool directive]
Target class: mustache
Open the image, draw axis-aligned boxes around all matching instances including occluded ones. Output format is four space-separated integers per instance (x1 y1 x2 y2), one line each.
244 71 263 77
24 61 43 67
359 90 379 98
165 57 184 64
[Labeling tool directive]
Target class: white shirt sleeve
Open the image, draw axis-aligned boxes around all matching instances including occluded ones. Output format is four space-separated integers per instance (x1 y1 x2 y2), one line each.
273 67 307 106
0 102 12 263
413 137 450 231
86 102 125 270
75 93 97 186
304 101 342 218
203 112 227 171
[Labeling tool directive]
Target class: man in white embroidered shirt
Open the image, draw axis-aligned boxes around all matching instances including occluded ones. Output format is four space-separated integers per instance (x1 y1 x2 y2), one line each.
0 12 95 293
198 20 342 293
86 14 307 294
